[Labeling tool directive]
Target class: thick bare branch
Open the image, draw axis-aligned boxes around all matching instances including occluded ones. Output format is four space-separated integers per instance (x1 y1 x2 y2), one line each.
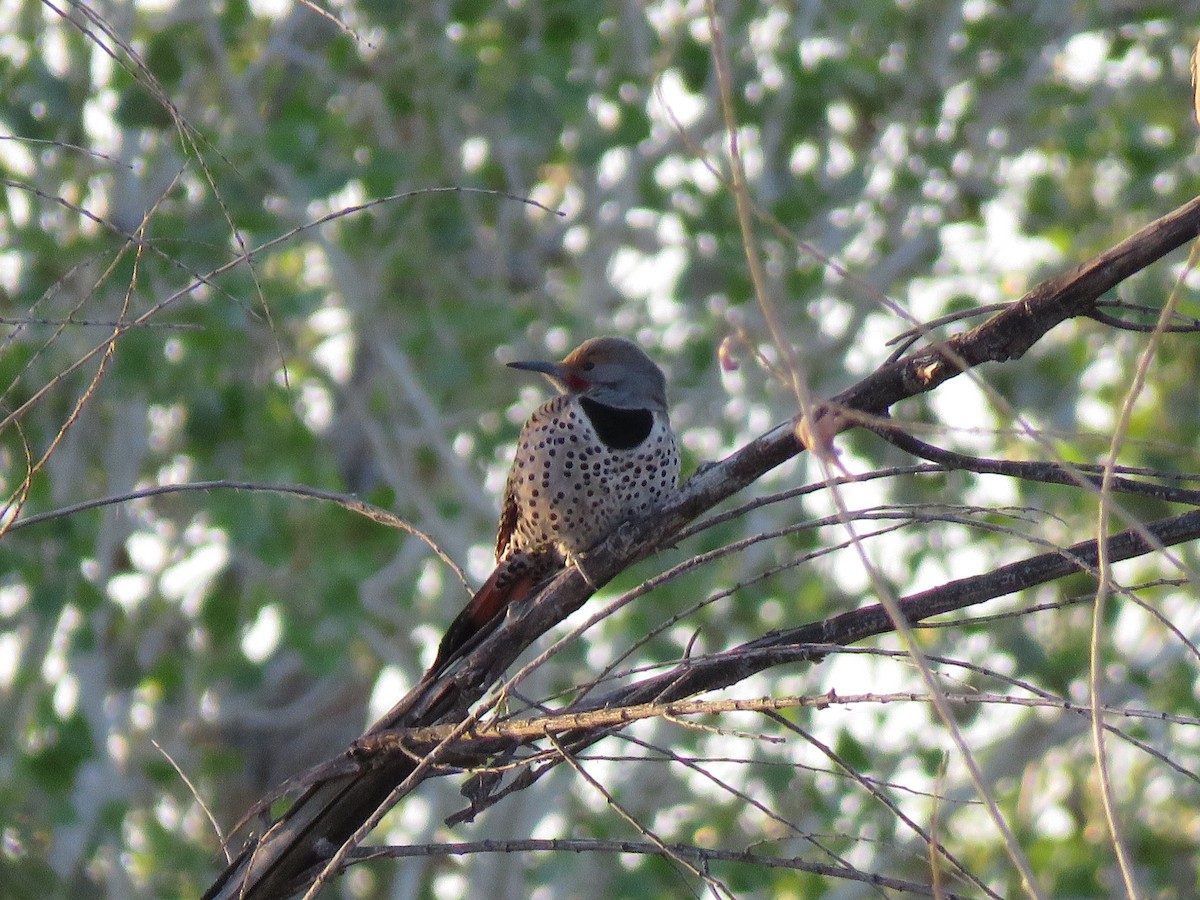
205 193 1200 899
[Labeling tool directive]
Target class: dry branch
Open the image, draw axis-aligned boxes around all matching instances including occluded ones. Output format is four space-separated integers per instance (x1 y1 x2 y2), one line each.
204 192 1200 899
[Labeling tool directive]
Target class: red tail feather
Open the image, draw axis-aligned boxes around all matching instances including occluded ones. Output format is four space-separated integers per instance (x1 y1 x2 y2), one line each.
431 549 562 675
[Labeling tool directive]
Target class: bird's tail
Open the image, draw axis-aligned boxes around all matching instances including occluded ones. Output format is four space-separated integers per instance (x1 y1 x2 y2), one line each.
431 547 563 674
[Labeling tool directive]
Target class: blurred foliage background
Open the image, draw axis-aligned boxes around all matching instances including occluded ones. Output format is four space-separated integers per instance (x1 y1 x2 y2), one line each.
2 1 1200 897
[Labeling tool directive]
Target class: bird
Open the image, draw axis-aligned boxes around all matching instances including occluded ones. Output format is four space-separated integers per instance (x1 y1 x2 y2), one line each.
203 336 680 899
432 335 681 671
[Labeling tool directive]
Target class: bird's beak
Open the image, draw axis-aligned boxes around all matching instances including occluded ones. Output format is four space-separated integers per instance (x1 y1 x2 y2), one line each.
506 359 567 378
508 358 588 393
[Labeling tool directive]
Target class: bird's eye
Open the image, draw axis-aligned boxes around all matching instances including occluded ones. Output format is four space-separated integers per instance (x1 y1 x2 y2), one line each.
581 362 595 371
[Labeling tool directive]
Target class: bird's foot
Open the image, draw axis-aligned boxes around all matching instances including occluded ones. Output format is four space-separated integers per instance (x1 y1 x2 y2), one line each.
570 552 599 590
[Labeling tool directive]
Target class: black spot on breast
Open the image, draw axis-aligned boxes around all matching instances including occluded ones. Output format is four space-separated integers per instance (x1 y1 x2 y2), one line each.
579 398 654 450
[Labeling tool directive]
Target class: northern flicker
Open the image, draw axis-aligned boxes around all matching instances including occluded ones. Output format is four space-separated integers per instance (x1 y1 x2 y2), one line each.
433 335 681 671
202 336 680 900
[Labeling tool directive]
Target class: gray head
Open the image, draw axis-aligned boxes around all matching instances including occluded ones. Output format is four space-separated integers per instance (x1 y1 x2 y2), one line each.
508 336 670 413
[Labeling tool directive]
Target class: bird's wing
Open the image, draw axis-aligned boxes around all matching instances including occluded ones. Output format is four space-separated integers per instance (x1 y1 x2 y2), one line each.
494 476 520 560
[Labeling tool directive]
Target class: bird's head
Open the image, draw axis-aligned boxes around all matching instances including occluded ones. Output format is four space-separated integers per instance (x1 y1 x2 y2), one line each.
508 336 669 413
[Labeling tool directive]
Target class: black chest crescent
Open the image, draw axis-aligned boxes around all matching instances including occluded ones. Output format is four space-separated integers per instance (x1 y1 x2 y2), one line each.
578 397 655 449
